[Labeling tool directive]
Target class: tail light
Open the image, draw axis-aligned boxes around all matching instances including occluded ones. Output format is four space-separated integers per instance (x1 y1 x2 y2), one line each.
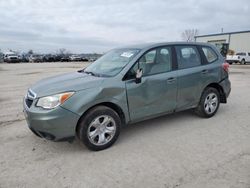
222 62 229 73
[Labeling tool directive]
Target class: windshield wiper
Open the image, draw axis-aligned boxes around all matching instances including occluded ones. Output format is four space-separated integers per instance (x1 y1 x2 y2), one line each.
83 70 100 77
78 69 108 77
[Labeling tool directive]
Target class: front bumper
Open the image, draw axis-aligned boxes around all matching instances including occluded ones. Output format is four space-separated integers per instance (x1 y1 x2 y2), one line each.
23 98 80 141
6 59 20 63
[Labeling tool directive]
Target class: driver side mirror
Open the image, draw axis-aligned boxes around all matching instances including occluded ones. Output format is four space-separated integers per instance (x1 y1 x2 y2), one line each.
135 68 143 84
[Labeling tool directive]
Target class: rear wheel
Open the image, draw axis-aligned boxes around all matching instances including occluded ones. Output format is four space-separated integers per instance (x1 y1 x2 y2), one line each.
241 59 246 65
77 106 121 151
195 87 220 118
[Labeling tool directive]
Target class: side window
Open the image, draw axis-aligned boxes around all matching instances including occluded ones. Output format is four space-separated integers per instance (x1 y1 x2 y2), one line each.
142 50 156 64
175 46 201 69
248 53 250 56
202 47 218 63
138 47 172 76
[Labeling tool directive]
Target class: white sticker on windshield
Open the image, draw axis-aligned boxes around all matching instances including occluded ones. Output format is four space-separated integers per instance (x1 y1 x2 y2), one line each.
120 52 134 58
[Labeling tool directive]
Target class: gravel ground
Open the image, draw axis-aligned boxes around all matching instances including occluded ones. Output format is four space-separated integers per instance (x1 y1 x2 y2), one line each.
0 62 249 188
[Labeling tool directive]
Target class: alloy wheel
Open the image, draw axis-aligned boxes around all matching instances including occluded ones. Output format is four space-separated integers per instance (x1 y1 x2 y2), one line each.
204 93 218 114
87 115 116 146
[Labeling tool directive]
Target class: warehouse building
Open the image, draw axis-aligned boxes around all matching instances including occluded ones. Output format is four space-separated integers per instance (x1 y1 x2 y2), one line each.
195 30 250 55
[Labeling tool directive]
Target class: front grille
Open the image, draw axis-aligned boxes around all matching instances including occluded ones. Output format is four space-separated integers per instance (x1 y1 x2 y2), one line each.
25 98 33 108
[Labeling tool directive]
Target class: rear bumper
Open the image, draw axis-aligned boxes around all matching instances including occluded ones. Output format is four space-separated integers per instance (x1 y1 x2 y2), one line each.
219 78 231 99
23 98 80 141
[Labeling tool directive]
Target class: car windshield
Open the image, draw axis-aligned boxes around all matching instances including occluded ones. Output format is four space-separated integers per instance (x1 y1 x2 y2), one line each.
84 48 140 77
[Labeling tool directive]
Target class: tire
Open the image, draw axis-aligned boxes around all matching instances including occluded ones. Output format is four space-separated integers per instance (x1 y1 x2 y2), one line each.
195 87 220 118
241 59 246 65
77 106 121 151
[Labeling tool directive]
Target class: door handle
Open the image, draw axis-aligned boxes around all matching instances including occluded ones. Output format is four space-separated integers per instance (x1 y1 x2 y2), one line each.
201 69 208 74
167 77 176 83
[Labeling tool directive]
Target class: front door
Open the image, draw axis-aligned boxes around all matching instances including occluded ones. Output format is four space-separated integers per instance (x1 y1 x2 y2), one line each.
125 46 177 122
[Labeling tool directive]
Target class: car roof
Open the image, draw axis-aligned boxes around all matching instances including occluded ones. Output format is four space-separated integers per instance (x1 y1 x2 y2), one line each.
118 42 214 50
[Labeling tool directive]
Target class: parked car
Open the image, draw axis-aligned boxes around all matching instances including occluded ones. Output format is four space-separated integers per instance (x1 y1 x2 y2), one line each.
20 54 30 63
69 55 82 61
0 52 3 63
81 57 89 62
89 57 97 62
226 52 250 64
23 42 231 151
4 53 20 63
43 54 55 62
29 54 43 63
54 55 62 62
60 55 70 62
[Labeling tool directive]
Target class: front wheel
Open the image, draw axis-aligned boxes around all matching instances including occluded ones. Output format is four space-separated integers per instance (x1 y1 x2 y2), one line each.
77 106 121 151
195 87 220 118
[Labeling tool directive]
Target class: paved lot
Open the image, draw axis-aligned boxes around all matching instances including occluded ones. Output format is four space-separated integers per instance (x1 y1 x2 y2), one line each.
0 62 250 188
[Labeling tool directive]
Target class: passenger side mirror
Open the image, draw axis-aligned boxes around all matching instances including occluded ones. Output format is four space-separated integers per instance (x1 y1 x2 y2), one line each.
135 68 143 84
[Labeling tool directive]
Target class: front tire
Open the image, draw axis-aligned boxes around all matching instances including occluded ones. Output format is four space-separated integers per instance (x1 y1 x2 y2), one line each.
195 87 220 118
77 106 121 151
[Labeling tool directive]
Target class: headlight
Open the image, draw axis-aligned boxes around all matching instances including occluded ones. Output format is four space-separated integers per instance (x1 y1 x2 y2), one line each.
36 92 74 109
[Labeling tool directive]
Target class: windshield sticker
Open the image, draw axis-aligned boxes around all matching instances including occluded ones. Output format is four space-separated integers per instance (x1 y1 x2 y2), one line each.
120 52 134 58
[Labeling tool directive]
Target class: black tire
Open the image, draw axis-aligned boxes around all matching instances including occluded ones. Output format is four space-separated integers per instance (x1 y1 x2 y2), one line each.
77 106 121 151
241 59 246 65
195 87 220 118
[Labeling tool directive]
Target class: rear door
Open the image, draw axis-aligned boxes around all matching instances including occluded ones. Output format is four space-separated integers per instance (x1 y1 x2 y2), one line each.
175 45 204 110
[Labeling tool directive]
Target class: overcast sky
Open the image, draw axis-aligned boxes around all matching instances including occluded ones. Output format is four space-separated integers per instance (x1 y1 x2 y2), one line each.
0 0 249 53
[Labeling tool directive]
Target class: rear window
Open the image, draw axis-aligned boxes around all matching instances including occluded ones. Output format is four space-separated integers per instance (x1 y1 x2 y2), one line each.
202 47 218 63
175 46 201 69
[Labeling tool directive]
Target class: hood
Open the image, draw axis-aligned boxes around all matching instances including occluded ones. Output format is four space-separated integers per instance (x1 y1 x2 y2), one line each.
30 71 104 97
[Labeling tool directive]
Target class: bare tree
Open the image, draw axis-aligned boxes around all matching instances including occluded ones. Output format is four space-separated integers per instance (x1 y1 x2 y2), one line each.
181 29 199 42
27 50 34 55
57 48 69 55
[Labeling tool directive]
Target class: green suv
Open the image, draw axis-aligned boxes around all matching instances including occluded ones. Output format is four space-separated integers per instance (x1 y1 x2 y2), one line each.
23 42 231 151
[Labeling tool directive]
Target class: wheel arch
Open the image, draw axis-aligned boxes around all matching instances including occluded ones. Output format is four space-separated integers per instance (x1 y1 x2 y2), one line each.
203 83 227 103
75 102 126 136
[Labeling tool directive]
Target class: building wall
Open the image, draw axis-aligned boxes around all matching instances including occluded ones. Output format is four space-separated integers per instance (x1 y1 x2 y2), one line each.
195 31 250 53
229 32 250 52
195 34 230 43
